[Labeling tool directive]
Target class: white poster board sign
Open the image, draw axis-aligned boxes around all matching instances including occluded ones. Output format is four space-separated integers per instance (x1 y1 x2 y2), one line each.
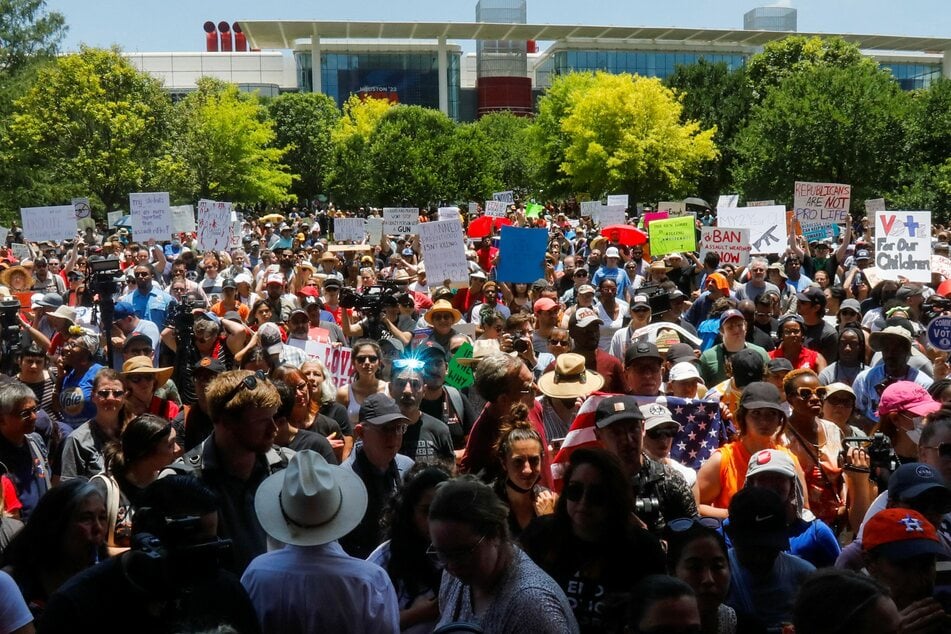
866 198 886 214
700 227 751 267
932 255 951 280
107 210 125 229
716 194 739 209
304 342 354 388
438 207 459 221
598 205 626 227
20 205 76 242
365 217 383 243
606 194 629 208
0 227 9 245
717 205 788 255
333 217 366 243
72 197 95 230
196 199 233 252
170 205 196 234
580 200 602 217
129 192 172 242
418 219 469 286
875 211 931 283
468 202 479 215
484 200 507 218
657 201 686 217
793 181 851 226
10 243 31 262
492 191 514 204
748 200 776 207
383 207 419 235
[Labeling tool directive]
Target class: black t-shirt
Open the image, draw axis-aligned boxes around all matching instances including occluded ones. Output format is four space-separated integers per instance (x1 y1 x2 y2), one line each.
399 412 454 465
38 556 261 634
320 401 353 436
747 325 776 351
804 320 838 362
420 386 478 451
287 428 339 465
308 412 342 439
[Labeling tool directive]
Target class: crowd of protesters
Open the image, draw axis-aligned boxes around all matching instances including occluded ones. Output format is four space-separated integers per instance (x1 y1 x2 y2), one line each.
0 200 950 633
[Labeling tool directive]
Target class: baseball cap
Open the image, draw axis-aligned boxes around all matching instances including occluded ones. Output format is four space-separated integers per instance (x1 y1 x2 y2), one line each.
746 449 797 480
417 340 447 361
266 273 284 286
631 295 651 311
322 278 341 290
896 285 924 301
533 298 558 313
862 508 943 560
719 308 744 327
887 463 951 505
572 307 603 329
666 343 698 365
739 382 786 413
706 273 730 293
838 299 861 314
113 301 136 320
767 358 794 374
469 271 487 281
624 341 662 366
730 348 766 386
855 249 871 261
595 395 645 429
825 382 855 399
192 356 225 375
122 333 153 352
234 272 253 286
577 284 595 296
257 322 284 355
727 487 789 550
35 293 63 309
640 403 682 432
605 247 620 259
359 393 410 426
669 362 703 384
401 248 414 257
796 287 826 306
221 278 237 290
532 278 551 291
878 381 941 417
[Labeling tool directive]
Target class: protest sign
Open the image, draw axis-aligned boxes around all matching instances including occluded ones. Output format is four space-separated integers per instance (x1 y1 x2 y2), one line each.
606 194 629 208
580 200 602 217
497 227 547 283
196 199 233 252
648 216 696 256
72 197 95 230
932 255 951 280
10 243 30 262
333 217 366 242
793 181 851 226
365 217 383 243
383 207 419 235
700 227 751 266
229 214 242 249
642 211 669 229
468 202 478 215
800 223 840 244
657 201 686 217
716 194 739 209
327 244 372 252
129 192 172 241
525 203 544 218
748 200 776 207
492 191 514 204
20 205 76 242
107 210 125 229
598 205 626 227
0 227 8 245
417 219 469 286
445 342 475 389
304 343 353 388
438 207 460 221
875 211 931 283
170 205 196 234
717 205 788 255
866 198 886 214
484 200 507 218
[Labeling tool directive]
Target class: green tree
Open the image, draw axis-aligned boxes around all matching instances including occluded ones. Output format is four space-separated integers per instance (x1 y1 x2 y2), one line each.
366 105 456 207
326 95 394 207
267 92 339 202
530 71 718 202
746 35 876 101
4 46 171 215
665 60 752 202
732 63 910 205
0 0 66 75
158 77 294 203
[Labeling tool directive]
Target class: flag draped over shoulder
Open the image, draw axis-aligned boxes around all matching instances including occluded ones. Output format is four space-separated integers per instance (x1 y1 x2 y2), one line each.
550 393 726 488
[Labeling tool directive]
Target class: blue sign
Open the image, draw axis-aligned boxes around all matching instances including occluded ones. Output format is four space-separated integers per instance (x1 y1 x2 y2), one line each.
927 316 951 351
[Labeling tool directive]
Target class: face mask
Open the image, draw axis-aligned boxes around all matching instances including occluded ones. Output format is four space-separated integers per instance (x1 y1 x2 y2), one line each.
904 416 925 445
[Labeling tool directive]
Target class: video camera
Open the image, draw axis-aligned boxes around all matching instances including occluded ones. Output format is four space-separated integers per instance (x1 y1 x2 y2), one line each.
339 281 401 340
87 257 123 298
0 297 22 373
637 283 672 316
840 432 899 491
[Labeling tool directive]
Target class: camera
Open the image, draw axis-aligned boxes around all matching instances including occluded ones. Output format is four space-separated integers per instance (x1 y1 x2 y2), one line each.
512 337 529 354
0 298 22 372
840 433 898 490
87 257 123 298
339 281 401 339
637 283 672 316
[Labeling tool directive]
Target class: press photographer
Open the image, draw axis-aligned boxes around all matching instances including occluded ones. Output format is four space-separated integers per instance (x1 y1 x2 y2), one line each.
339 280 410 346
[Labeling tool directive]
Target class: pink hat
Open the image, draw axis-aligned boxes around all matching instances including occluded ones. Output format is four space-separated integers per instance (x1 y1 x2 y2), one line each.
533 298 558 313
878 381 941 417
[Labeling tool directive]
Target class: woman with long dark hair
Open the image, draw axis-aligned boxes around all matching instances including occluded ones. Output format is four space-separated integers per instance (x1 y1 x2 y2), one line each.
368 465 451 634
818 325 867 386
336 339 388 424
666 520 736 634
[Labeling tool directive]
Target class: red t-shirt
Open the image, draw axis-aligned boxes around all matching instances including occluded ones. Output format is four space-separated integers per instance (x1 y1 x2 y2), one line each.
769 346 821 372
2 475 22 516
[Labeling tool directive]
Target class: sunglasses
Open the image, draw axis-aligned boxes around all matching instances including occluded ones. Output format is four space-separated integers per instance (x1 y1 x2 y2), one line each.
126 374 155 384
646 428 678 440
222 370 268 402
795 386 827 400
356 355 379 364
564 481 608 505
426 535 486 566
667 517 722 533
548 338 569 346
96 389 125 398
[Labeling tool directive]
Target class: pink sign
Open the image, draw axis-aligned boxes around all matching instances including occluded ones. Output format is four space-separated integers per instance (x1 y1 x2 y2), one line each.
643 211 669 228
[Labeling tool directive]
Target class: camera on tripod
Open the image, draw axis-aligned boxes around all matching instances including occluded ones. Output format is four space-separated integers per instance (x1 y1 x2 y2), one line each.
339 281 400 340
0 297 23 366
88 257 123 297
637 283 672 316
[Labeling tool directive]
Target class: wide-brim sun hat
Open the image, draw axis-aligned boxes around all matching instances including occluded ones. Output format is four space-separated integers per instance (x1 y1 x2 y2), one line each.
255 450 368 547
121 355 174 386
424 300 462 326
538 353 604 399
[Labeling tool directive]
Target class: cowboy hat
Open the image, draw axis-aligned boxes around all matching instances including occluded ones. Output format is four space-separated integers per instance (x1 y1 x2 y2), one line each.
457 338 515 367
424 299 462 326
121 355 174 386
255 450 367 547
538 353 604 399
0 265 30 291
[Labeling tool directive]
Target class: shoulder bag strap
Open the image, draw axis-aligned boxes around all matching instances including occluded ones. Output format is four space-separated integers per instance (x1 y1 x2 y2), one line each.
91 473 120 548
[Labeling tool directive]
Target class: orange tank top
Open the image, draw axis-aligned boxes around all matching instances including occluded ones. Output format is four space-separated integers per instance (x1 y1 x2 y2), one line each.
714 441 801 510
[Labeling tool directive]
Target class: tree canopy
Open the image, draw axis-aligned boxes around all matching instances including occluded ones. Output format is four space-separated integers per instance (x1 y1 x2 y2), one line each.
0 0 66 75
267 92 339 202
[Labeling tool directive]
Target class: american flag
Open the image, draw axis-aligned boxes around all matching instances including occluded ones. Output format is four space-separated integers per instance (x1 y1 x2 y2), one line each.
551 393 727 487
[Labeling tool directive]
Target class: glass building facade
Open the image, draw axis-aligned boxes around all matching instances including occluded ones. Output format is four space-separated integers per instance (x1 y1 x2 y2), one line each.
882 61 943 90
546 49 748 83
296 50 461 120
744 6 798 32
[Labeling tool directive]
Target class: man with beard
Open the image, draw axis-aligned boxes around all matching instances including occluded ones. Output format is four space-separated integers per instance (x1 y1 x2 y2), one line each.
389 360 452 465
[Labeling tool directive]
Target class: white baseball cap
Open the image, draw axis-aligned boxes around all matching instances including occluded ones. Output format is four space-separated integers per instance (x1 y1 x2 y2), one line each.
605 247 620 259
669 362 704 384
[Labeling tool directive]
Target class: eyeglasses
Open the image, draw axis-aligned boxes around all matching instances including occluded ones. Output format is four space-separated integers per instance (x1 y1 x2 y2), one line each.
782 329 802 337
825 395 854 408
574 271 588 277
126 374 155 384
426 535 486 565
921 443 951 459
371 423 408 437
795 386 827 400
564 481 608 505
356 355 379 364
646 428 679 440
222 370 268 403
96 389 125 399
17 405 40 420
667 517 722 533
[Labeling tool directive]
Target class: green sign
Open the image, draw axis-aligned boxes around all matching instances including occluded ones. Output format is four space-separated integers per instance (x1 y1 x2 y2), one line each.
648 215 696 255
525 203 544 218
445 341 474 389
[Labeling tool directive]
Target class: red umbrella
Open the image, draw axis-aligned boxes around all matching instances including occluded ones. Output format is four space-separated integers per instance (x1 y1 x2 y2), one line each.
600 224 647 246
467 215 512 238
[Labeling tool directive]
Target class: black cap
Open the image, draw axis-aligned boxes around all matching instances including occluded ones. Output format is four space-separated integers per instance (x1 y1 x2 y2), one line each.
665 343 698 365
122 333 154 352
192 356 225 375
624 341 662 366
221 278 237 290
595 395 645 429
322 278 341 290
532 278 551 290
739 382 786 413
359 393 410 426
730 348 765 387
418 341 446 360
222 310 243 323
727 487 789 550
767 358 794 373
796 287 826 306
